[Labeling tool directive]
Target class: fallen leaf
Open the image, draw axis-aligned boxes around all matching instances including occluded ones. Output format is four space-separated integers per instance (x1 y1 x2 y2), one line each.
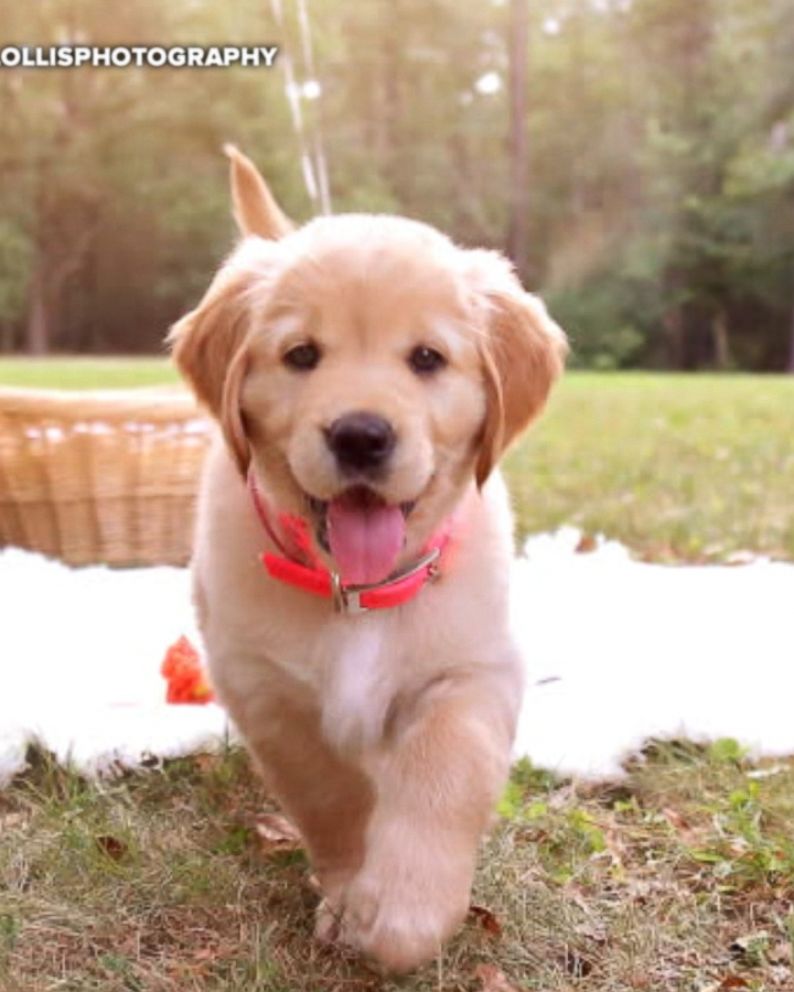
474 963 520 992
468 904 503 938
662 806 690 832
95 834 128 862
575 533 598 554
0 812 27 831
254 812 302 855
661 806 705 845
718 975 749 989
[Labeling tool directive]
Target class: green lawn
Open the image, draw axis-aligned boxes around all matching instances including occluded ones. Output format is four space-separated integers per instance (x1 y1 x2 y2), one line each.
508 372 794 561
2 360 792 561
0 356 178 390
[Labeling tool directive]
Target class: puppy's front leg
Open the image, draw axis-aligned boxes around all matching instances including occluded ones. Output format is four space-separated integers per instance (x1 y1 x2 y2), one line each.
336 675 517 973
212 661 375 901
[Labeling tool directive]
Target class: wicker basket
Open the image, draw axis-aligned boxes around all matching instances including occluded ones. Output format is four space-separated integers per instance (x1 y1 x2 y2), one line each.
0 386 210 567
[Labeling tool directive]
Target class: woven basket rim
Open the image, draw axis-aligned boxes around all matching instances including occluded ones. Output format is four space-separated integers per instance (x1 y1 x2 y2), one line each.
0 383 206 567
0 385 199 421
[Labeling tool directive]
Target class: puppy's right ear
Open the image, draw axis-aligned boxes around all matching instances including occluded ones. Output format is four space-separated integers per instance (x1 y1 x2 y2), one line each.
223 144 293 240
168 240 281 475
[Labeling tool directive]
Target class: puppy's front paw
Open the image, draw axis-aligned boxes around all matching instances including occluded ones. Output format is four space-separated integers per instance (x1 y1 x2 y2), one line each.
337 859 470 974
314 896 342 945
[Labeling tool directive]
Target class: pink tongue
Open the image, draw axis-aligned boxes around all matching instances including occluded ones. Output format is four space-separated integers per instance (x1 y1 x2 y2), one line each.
327 494 405 585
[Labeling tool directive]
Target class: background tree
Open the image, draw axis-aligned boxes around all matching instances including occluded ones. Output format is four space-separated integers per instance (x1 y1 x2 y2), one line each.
507 0 530 275
0 0 792 370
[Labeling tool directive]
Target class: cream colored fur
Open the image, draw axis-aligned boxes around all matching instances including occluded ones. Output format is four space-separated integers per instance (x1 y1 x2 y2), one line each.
171 147 567 973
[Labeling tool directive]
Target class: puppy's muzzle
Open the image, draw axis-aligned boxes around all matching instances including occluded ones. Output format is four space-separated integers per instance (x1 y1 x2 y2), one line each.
325 411 396 476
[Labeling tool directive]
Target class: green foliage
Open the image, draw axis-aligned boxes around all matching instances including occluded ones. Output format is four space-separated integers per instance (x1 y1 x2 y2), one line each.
548 282 646 369
498 757 560 819
213 824 254 857
510 756 559 795
709 737 749 765
0 0 793 368
690 775 794 891
565 808 606 856
496 780 526 820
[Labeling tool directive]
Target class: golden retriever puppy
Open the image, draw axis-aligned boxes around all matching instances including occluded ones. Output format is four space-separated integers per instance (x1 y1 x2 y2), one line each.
170 147 567 973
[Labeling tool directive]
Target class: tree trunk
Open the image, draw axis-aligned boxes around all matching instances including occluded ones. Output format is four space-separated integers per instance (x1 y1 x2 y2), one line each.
25 219 98 354
507 0 530 278
788 292 794 373
0 323 14 352
712 309 732 370
26 262 51 356
662 306 685 369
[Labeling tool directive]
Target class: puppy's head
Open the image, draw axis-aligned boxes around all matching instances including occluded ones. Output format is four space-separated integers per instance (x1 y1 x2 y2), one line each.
170 148 567 584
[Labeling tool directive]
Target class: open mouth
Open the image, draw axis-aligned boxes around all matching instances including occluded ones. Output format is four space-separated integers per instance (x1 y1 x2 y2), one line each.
305 485 416 585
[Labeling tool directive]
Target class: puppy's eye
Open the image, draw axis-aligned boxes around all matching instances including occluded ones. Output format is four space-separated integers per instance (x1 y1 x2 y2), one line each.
283 342 321 371
408 345 446 376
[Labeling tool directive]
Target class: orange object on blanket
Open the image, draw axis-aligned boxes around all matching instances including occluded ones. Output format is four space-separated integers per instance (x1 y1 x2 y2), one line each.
161 635 214 704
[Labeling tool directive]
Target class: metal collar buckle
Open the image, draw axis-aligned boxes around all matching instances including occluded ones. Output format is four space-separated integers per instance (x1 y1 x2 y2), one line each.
330 546 442 615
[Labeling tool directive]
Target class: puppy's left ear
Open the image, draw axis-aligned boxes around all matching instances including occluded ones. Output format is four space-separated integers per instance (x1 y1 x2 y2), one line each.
469 251 568 486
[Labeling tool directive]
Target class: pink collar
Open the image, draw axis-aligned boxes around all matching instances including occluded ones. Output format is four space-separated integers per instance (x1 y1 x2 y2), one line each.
247 472 449 615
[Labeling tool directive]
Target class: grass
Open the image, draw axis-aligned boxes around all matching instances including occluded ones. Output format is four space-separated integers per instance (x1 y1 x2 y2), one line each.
506 372 794 561
0 356 177 390
1 359 791 561
1 744 793 992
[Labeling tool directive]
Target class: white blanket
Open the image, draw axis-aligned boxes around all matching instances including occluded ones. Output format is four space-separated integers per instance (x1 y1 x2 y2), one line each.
1 528 791 784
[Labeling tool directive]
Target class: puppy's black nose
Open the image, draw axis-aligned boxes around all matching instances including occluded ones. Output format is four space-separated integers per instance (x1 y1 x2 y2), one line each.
325 412 396 474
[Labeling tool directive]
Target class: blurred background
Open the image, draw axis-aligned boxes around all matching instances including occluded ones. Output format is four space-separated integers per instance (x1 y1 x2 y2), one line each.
1 0 793 372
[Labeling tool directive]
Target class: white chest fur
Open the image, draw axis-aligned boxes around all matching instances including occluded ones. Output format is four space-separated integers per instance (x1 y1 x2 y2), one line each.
317 617 393 752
